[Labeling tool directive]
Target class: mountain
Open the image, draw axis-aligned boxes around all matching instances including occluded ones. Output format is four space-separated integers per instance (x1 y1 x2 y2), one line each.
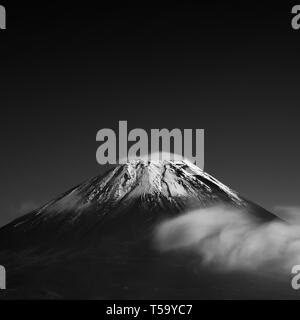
0 160 279 299
0 159 275 250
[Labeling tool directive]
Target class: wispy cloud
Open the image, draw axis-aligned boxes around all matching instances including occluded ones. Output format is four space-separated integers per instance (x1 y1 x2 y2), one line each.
154 205 300 274
17 201 39 215
274 206 300 224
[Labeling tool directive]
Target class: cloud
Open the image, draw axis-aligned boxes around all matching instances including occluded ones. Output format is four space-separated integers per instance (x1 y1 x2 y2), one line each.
0 201 40 228
154 205 300 274
274 206 300 224
17 201 39 215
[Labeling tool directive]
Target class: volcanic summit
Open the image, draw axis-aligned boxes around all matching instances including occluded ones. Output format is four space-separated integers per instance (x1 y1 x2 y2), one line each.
0 160 277 299
0 159 275 250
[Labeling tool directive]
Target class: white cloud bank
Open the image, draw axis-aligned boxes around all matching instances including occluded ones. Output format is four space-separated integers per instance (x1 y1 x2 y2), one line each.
155 206 300 274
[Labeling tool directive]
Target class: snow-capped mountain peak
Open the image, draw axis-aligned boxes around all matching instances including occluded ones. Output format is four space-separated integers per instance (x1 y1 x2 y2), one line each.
0 159 275 249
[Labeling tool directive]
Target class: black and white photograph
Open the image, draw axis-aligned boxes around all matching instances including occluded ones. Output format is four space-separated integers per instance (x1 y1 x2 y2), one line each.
1 2 300 306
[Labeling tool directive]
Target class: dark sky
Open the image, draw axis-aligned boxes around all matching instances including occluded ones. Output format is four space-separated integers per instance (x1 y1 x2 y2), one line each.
1 2 300 226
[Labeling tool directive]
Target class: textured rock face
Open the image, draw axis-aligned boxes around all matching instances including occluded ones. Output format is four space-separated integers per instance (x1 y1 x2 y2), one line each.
0 160 275 250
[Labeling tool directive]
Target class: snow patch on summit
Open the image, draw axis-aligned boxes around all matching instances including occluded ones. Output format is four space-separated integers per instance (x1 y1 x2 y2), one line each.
11 159 245 229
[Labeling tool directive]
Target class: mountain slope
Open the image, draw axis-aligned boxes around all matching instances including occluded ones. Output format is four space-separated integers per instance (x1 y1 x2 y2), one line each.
0 160 275 251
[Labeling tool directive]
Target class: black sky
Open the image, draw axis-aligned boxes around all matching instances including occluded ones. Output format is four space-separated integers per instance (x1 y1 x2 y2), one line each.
1 2 300 226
